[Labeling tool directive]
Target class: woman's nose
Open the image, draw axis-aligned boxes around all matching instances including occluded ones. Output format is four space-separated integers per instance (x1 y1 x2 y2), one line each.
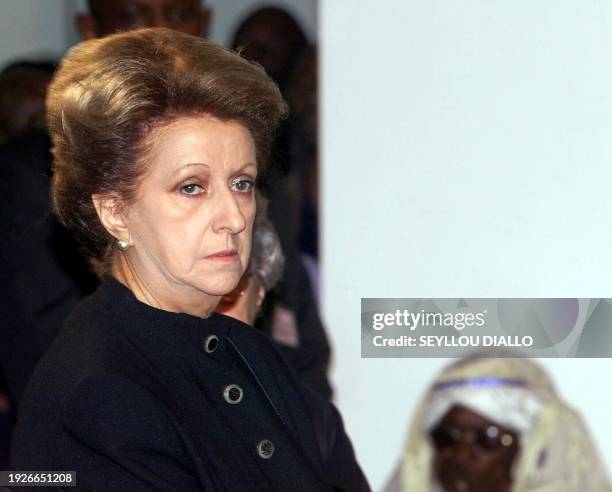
211 188 247 234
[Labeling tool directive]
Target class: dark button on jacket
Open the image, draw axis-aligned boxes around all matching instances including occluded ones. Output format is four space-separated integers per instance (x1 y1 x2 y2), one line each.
11 278 370 491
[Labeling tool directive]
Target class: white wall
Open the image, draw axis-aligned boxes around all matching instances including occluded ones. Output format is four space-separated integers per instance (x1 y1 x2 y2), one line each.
321 1 612 490
0 0 71 68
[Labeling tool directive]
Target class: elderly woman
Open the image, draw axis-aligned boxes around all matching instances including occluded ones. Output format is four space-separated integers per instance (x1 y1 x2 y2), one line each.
391 357 610 492
11 28 369 492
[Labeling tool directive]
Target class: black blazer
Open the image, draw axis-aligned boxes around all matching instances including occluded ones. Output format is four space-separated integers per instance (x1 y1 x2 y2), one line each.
11 278 370 491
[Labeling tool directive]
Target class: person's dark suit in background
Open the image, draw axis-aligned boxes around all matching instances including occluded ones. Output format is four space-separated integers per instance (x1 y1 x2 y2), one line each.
0 61 55 145
0 131 97 405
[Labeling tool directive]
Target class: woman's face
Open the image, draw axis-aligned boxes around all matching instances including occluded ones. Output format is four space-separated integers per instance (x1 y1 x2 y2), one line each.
430 405 520 492
122 116 257 305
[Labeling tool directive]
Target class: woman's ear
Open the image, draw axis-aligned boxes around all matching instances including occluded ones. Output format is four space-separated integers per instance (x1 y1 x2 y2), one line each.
92 194 130 244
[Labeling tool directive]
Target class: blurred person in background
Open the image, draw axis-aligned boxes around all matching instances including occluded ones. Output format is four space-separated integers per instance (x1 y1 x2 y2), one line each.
0 127 97 408
0 61 55 145
385 357 611 492
231 6 308 95
75 0 211 38
0 59 57 468
286 45 320 303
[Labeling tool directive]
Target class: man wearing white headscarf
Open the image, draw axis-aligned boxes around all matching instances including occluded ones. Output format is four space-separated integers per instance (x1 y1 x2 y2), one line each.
387 357 611 492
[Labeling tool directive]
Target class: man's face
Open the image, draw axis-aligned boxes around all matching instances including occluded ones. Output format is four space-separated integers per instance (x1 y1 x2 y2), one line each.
232 10 305 87
430 405 520 492
83 0 209 38
233 19 293 84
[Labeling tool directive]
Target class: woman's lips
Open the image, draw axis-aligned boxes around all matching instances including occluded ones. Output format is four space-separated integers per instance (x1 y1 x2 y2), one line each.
205 249 238 262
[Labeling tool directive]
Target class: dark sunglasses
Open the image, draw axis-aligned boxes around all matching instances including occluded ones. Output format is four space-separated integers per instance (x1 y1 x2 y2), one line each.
430 425 516 452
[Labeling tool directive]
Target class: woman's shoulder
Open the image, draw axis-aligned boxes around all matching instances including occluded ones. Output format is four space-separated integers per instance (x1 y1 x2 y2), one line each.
63 276 137 328
15 281 152 436
31 284 139 387
59 373 169 439
13 373 200 490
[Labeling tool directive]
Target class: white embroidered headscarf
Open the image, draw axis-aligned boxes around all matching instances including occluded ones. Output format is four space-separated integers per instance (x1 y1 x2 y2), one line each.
400 357 611 492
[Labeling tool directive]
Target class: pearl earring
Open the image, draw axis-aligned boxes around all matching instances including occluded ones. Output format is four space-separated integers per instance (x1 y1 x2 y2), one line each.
117 240 130 252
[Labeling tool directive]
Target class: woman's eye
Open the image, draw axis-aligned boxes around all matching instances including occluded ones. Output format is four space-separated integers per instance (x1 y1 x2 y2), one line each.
231 178 254 193
180 183 204 196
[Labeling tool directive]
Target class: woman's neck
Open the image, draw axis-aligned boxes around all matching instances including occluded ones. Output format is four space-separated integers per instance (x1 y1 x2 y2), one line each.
111 253 220 318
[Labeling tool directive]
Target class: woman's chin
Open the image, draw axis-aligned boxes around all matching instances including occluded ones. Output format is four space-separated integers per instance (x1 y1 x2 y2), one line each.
192 278 242 298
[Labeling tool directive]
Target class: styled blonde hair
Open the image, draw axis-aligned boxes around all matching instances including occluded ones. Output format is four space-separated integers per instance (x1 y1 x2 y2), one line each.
49 27 287 275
